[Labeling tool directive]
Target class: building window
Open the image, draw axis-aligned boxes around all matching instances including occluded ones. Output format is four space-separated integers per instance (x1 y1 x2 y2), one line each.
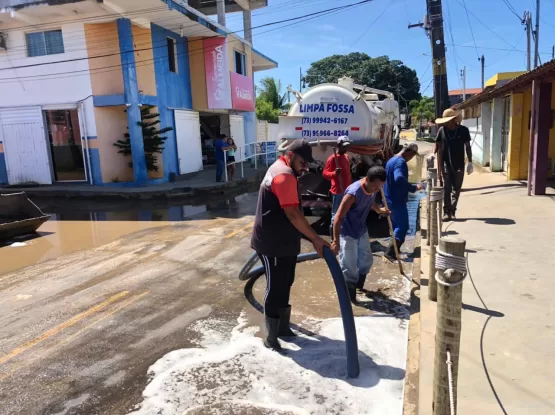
234 50 247 76
26 30 64 57
167 37 178 73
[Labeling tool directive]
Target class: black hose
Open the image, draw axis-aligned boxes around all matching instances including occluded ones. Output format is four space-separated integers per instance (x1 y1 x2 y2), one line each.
240 246 360 378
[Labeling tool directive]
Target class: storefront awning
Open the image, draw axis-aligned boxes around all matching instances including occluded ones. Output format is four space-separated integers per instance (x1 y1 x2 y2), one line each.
252 47 278 72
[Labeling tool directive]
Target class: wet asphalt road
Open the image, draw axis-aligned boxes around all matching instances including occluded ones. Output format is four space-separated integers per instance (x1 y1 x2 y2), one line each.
0 184 412 414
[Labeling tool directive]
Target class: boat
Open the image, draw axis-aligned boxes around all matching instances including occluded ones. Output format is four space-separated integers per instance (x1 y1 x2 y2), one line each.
0 192 50 241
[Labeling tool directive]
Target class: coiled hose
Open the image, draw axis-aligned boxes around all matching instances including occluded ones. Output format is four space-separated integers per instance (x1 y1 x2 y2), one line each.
240 246 360 378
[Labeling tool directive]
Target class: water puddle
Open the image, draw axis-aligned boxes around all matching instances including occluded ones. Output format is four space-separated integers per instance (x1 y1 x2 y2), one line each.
0 192 258 276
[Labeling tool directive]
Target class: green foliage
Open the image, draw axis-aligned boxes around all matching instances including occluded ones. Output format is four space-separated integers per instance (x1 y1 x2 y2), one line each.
256 98 281 123
409 97 435 125
304 53 421 103
257 77 288 110
114 105 172 172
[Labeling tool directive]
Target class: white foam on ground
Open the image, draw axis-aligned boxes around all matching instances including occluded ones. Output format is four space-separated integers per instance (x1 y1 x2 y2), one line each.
131 310 409 415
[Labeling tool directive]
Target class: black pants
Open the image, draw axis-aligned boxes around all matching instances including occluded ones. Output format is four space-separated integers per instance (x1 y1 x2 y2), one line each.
442 166 465 215
258 254 297 318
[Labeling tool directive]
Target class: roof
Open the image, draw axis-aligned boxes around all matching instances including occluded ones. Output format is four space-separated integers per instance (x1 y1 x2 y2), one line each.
449 88 482 96
456 59 555 110
485 71 526 87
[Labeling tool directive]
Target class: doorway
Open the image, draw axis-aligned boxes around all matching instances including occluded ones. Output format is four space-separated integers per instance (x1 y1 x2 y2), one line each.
501 96 511 172
44 109 86 181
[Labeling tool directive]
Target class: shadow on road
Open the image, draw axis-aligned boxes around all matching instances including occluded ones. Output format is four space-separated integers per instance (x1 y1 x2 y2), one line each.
461 182 526 193
462 303 505 318
455 217 515 225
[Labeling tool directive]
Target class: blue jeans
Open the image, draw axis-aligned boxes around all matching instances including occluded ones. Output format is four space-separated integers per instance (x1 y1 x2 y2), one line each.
330 192 344 236
216 160 225 182
339 231 373 285
390 203 409 246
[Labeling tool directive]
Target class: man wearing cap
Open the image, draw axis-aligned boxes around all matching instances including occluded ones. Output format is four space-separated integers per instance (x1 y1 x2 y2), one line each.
434 108 473 221
251 139 330 352
322 136 352 238
384 144 425 260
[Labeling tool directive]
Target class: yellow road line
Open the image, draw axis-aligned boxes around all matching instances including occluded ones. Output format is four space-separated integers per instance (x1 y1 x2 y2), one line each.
224 222 254 239
0 291 148 381
0 291 129 366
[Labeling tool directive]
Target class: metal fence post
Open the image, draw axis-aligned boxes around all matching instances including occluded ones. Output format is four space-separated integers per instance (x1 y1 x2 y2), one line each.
254 143 258 170
428 186 443 302
265 137 269 167
224 151 228 182
433 237 466 415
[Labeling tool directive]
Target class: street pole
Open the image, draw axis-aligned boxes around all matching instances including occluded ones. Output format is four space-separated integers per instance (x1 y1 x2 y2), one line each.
552 45 554 60
479 55 485 90
461 66 466 101
427 0 450 119
524 10 532 71
534 0 540 68
299 67 303 92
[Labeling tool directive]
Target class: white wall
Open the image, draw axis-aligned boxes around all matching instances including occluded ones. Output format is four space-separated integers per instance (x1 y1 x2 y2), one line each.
462 117 484 166
0 22 96 135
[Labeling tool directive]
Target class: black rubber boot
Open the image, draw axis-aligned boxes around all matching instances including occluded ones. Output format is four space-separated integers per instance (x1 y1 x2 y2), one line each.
385 239 402 261
356 274 367 291
264 315 282 352
346 282 358 305
278 306 297 337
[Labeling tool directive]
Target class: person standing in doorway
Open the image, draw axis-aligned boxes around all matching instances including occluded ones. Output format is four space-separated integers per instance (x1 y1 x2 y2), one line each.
251 139 329 352
435 109 473 221
215 134 232 182
226 137 237 181
322 136 352 238
330 166 390 304
384 143 425 260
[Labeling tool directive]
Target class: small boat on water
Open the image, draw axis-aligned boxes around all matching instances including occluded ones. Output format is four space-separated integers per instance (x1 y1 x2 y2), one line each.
0 192 50 241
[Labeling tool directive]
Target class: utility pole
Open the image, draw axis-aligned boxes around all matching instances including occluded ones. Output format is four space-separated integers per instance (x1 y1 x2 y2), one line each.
479 55 485 90
534 0 540 68
524 10 532 71
426 0 450 118
552 45 554 60
299 67 302 92
460 66 466 101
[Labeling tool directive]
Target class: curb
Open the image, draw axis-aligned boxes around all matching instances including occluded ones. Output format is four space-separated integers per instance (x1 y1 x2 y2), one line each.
1 171 267 201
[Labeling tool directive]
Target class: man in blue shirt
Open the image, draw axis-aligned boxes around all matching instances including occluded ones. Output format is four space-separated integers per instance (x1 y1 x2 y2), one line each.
384 144 424 260
331 166 390 304
215 134 231 182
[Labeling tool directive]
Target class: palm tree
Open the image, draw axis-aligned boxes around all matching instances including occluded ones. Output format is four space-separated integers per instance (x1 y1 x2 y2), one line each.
409 97 435 135
257 77 288 110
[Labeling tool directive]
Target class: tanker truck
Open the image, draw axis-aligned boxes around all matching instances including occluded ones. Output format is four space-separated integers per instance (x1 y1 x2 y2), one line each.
278 76 400 222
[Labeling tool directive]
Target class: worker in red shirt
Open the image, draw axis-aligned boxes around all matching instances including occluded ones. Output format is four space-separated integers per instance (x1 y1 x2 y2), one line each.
323 136 352 238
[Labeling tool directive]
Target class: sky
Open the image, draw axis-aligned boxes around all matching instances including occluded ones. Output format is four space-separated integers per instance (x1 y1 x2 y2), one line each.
221 0 555 98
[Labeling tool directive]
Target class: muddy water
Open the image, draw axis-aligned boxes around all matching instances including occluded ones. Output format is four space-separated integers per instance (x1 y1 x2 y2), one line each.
0 192 258 276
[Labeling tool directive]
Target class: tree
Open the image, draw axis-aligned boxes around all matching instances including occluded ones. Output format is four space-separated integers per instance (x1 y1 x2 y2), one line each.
114 105 172 172
256 98 281 123
257 77 288 110
409 97 435 131
304 53 421 103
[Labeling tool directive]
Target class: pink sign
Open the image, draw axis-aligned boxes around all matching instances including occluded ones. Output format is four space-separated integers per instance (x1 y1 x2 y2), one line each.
230 72 255 112
203 37 232 109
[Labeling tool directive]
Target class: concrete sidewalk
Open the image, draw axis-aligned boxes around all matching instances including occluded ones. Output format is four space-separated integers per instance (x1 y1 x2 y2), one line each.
0 165 267 200
419 172 555 414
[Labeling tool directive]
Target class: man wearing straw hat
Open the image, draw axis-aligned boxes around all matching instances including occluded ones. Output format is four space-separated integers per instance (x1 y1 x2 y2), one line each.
434 108 473 221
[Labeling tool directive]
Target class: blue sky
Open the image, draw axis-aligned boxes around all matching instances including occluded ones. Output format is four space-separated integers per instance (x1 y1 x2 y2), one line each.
221 0 555 97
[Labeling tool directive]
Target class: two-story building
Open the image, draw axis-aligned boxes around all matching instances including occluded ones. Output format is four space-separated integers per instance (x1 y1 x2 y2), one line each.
0 0 277 186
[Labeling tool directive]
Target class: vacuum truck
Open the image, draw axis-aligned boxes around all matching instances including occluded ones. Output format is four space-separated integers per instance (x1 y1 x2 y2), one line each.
278 76 400 221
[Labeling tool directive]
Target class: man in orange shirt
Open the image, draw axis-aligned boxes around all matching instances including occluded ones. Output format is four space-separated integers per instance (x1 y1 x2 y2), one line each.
323 136 352 238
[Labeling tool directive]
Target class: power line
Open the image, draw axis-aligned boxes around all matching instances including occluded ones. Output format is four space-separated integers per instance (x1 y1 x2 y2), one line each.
352 0 396 45
0 0 373 83
453 0 522 52
461 0 480 59
0 0 375 73
444 0 462 89
500 0 523 21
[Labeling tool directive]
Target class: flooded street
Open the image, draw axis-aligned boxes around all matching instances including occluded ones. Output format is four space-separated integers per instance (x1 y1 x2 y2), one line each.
0 191 412 415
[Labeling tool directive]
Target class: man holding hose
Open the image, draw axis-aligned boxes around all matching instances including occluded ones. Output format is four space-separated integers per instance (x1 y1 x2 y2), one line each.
251 139 329 352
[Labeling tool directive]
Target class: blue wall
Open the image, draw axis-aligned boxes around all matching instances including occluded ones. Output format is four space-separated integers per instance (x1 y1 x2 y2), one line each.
117 18 148 185
0 153 8 184
151 24 193 179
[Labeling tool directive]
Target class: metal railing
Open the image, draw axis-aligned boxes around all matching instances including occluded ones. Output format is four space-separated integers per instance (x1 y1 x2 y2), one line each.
223 141 279 182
